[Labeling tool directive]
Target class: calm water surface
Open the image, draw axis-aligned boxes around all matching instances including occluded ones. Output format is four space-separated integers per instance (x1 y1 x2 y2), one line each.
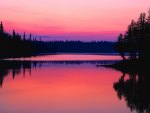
6 54 122 61
0 55 136 113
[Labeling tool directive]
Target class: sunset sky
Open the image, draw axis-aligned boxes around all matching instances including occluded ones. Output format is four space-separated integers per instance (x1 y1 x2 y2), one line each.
0 0 150 41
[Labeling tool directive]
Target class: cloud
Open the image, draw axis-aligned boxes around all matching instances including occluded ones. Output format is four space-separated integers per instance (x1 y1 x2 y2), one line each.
31 24 63 30
0 5 38 15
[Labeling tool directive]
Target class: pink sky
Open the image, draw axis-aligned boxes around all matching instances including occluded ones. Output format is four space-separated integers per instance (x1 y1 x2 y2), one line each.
0 0 150 41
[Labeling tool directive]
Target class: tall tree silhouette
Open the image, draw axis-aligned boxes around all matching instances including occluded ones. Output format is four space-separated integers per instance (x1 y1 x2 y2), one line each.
0 21 116 58
115 34 126 60
0 22 53 58
115 9 150 62
0 21 4 34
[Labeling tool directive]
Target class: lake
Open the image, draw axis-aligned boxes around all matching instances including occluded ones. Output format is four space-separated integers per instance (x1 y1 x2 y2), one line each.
0 54 136 113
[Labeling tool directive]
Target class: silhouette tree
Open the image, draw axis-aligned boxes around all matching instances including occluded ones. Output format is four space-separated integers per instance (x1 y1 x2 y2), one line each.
0 21 116 58
0 22 50 58
23 32 26 41
0 21 4 34
115 34 126 60
115 9 150 62
29 33 32 41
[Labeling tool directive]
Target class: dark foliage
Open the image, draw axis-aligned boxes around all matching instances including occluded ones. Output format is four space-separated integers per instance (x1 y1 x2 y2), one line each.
115 9 150 62
0 22 52 58
0 21 116 58
46 41 116 53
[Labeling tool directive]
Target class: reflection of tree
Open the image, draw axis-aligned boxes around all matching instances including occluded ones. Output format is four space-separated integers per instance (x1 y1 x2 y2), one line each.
0 60 116 87
114 71 150 113
0 69 8 87
0 61 32 87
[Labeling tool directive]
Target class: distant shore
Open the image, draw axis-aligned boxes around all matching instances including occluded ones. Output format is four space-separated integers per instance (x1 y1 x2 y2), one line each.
36 52 120 55
0 52 121 59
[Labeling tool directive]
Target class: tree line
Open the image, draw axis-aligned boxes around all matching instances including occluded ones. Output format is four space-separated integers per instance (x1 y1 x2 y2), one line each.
45 41 115 53
115 9 150 62
0 21 116 58
0 21 52 58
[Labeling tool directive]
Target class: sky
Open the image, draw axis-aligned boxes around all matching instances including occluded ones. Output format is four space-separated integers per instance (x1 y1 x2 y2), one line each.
0 0 150 41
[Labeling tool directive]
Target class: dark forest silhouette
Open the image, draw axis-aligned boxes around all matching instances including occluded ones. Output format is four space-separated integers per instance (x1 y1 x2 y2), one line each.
0 21 116 58
46 40 115 53
104 9 150 113
115 9 150 63
0 21 55 58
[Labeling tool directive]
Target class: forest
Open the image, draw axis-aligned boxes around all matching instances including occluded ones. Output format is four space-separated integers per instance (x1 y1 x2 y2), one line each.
0 22 53 58
115 9 150 63
0 21 116 58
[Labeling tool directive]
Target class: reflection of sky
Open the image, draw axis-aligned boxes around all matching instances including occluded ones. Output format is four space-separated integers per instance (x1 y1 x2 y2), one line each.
0 0 149 41
6 54 122 61
0 62 135 113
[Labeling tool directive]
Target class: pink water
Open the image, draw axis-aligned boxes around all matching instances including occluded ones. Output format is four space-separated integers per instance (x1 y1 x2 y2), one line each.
0 55 135 113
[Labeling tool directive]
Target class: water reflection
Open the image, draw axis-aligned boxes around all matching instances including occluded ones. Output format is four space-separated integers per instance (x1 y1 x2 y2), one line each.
0 59 133 113
114 69 150 113
0 60 117 87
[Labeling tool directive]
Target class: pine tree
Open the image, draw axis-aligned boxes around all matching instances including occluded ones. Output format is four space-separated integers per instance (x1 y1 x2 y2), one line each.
115 10 150 62
115 34 126 60
23 32 26 41
29 33 32 41
147 9 150 23
0 21 4 35
12 30 16 39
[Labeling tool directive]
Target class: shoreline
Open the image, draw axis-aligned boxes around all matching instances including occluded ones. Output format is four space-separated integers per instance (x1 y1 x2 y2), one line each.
0 52 121 59
102 59 149 74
